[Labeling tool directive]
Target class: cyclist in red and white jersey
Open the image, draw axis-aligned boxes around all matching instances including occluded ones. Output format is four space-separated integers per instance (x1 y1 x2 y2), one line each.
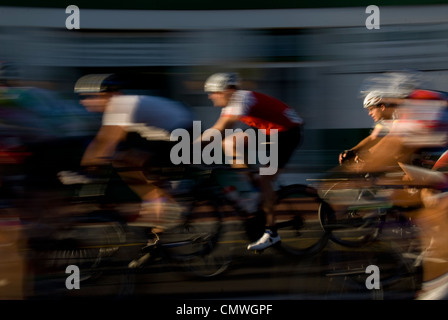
201 72 303 251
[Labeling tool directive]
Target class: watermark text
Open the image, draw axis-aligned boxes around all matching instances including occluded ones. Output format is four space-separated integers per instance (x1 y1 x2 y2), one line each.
66 5 80 30
170 121 278 175
365 5 380 30
65 265 80 290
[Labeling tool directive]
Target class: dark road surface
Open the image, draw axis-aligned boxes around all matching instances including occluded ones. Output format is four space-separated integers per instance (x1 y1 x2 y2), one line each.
20 222 421 301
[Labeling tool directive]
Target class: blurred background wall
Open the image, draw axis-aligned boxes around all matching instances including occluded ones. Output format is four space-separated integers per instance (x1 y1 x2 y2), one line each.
2 2 448 170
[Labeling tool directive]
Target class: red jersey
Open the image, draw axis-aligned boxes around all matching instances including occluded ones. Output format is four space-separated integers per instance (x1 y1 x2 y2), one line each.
220 90 303 134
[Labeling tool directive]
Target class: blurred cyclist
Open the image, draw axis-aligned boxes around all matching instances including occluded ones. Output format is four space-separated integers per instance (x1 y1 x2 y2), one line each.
339 91 398 165
200 72 303 251
339 72 423 173
70 74 194 230
338 72 448 299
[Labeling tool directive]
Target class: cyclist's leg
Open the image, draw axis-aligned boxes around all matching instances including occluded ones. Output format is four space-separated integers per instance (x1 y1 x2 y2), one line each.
416 191 448 279
113 148 169 199
112 138 182 231
222 130 261 201
247 125 302 250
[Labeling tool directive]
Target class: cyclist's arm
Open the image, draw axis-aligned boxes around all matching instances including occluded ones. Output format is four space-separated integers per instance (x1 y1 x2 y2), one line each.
350 135 380 154
193 115 240 145
81 125 127 167
211 114 240 132
341 125 385 161
361 134 417 172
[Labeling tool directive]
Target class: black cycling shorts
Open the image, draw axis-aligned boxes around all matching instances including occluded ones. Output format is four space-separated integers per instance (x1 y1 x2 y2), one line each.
244 125 302 170
116 132 179 168
270 125 302 169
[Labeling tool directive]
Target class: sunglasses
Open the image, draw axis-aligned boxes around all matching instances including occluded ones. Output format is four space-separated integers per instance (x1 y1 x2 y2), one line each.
79 93 108 100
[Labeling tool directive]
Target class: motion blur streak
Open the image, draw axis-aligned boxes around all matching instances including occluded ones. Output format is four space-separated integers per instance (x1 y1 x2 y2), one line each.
1 2 448 300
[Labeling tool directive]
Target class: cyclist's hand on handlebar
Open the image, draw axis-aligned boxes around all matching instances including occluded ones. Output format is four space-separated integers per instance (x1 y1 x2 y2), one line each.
57 170 94 185
339 149 357 165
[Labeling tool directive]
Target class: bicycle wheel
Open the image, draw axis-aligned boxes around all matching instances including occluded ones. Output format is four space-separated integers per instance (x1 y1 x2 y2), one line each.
160 198 232 278
27 209 132 298
273 184 329 257
321 240 422 299
319 184 385 247
30 212 126 281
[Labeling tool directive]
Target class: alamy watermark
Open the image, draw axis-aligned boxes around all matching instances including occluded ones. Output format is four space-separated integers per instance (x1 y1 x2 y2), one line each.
170 121 279 176
366 264 380 290
365 5 380 30
65 265 80 290
64 264 380 291
66 5 80 30
65 5 381 31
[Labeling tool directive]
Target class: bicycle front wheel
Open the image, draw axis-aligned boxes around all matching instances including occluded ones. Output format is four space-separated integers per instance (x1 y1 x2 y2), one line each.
274 184 329 257
318 185 384 247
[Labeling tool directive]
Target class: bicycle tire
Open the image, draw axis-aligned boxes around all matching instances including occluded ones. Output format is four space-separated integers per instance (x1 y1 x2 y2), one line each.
318 183 383 247
322 240 422 299
26 209 133 299
30 213 127 281
161 197 232 279
273 184 330 257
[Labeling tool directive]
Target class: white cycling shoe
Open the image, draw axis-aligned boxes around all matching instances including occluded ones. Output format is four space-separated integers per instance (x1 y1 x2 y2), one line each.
247 231 281 251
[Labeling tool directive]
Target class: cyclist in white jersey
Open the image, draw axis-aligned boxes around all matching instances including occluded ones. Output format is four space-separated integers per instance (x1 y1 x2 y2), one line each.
339 91 398 165
72 74 194 230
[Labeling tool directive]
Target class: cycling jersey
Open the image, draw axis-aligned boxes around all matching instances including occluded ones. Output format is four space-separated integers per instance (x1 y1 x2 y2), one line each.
102 95 193 141
220 90 303 134
372 119 394 138
390 89 448 148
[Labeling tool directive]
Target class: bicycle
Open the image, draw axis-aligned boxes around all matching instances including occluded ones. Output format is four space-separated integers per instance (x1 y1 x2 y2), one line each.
315 156 429 248
312 163 443 297
26 162 332 298
25 164 229 294
125 164 332 277
319 145 448 248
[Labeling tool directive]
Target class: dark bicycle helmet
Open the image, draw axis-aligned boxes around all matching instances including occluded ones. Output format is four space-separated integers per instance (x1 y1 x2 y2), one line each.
74 74 122 94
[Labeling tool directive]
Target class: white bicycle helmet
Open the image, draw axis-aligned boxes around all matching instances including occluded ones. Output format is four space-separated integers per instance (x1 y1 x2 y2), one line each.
74 74 122 94
363 91 383 109
204 72 240 93
360 71 422 101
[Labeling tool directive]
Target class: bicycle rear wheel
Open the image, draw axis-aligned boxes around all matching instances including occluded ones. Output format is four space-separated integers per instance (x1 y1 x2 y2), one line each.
161 198 232 278
321 240 422 299
274 184 329 257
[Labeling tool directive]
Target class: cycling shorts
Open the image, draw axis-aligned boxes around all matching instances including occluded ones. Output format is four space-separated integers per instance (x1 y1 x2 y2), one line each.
255 124 302 170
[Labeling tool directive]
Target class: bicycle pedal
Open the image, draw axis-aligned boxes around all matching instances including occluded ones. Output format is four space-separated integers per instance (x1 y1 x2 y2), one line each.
128 252 151 268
